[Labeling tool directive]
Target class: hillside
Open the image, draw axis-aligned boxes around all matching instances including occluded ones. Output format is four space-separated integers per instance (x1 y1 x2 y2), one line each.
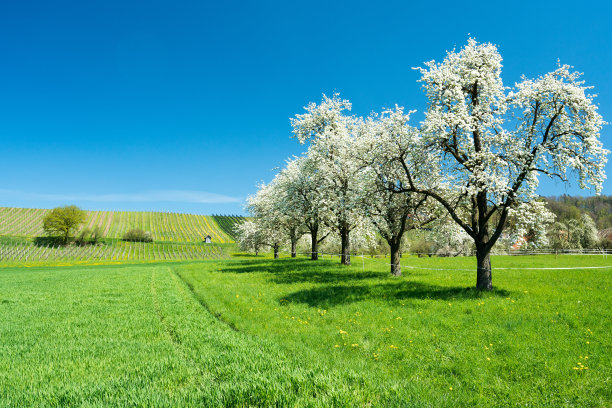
0 207 245 243
544 195 612 229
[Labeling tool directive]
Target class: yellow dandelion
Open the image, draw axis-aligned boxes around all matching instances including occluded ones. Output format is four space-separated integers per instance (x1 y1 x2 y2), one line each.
449 387 453 391
351 344 359 347
339 329 348 335
334 344 340 348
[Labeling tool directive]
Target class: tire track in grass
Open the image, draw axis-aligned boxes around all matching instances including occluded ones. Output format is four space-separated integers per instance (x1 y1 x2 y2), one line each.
172 264 239 332
150 266 214 391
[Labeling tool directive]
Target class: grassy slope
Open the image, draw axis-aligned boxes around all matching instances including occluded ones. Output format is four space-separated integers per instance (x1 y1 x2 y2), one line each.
177 254 611 407
1 255 610 406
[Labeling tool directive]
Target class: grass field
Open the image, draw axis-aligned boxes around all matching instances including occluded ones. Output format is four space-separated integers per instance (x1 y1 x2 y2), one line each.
0 254 610 406
0 207 245 243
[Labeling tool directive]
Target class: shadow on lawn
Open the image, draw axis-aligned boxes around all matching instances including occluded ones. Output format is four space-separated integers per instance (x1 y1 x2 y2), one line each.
282 282 510 308
222 258 388 283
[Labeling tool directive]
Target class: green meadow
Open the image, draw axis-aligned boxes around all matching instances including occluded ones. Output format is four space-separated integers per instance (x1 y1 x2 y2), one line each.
0 254 610 407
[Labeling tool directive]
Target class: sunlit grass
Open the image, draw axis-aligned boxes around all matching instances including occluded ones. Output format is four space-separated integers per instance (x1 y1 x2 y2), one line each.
1 254 610 406
178 254 611 407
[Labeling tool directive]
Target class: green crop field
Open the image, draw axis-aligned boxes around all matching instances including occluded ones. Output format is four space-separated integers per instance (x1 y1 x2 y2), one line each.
0 207 245 243
0 239 228 266
1 254 610 407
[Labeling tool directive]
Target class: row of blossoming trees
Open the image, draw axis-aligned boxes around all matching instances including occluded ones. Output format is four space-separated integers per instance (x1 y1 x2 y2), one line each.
237 39 608 290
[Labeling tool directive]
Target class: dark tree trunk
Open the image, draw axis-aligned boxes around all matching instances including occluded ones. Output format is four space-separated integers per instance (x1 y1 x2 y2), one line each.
340 225 350 266
291 240 297 258
476 244 492 290
310 226 319 261
273 244 279 259
390 240 402 276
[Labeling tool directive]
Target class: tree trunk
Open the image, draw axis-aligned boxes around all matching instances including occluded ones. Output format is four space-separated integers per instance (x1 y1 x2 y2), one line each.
310 226 319 261
476 245 492 290
340 225 350 266
390 240 401 276
273 244 279 259
291 240 297 258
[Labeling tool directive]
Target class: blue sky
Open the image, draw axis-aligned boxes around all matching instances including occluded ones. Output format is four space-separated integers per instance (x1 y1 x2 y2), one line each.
1 0 611 215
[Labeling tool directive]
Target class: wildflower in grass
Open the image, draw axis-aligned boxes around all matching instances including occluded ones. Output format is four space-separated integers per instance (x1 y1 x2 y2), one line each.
339 329 348 335
449 387 453 391
334 344 340 348
351 344 359 347
573 361 589 370
389 345 398 349
487 357 491 361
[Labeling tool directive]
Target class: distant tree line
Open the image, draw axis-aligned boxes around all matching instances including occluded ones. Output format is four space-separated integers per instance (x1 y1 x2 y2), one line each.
545 195 612 229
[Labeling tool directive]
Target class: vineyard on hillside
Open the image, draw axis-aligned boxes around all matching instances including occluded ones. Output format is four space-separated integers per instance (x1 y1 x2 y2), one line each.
0 207 245 243
212 214 247 240
0 240 227 265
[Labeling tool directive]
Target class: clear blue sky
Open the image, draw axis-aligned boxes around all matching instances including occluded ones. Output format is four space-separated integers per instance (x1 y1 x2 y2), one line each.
1 0 611 215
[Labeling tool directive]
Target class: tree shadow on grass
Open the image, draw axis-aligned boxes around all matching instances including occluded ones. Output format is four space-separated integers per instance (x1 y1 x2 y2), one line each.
282 282 511 308
221 259 316 274
222 258 388 284
33 236 64 247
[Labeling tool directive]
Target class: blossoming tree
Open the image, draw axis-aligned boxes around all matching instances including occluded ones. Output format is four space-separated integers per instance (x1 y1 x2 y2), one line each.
245 183 286 258
279 155 330 260
292 94 365 265
399 39 608 289
356 106 442 275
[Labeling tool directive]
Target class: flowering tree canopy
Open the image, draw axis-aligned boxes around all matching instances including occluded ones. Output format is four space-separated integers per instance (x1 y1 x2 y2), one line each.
355 106 443 275
278 155 330 260
292 94 366 265
398 39 608 289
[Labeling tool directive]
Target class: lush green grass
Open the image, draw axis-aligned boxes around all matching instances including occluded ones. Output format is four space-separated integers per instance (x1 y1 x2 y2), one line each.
1 255 610 406
177 254 612 407
0 262 377 407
